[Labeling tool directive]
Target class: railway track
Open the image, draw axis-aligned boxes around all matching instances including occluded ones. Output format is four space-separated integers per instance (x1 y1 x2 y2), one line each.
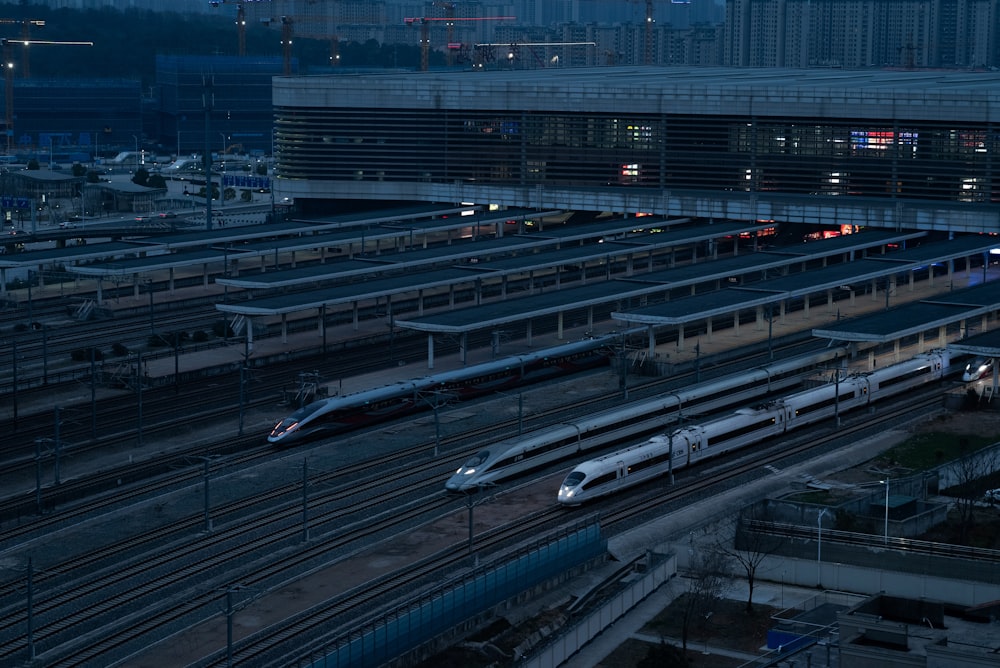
194 389 951 667
0 339 825 532
0 342 834 665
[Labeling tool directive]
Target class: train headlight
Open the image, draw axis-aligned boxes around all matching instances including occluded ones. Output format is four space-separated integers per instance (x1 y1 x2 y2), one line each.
463 468 476 475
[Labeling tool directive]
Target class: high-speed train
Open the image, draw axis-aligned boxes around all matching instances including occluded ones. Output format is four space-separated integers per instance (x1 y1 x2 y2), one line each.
962 357 994 382
267 335 616 445
557 349 953 505
444 346 848 492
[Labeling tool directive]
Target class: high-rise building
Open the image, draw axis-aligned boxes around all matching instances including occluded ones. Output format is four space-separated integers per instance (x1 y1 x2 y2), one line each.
724 0 1000 69
29 0 214 13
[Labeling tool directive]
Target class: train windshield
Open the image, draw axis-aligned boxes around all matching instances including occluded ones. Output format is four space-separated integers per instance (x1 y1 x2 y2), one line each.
461 450 490 468
285 401 328 421
562 471 586 487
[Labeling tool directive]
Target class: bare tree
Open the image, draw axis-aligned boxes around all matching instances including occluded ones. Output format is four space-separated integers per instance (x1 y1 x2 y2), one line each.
716 503 784 614
678 548 730 655
947 441 1000 543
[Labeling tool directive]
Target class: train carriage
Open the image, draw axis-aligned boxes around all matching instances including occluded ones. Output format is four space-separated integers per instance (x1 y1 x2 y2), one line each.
557 350 953 505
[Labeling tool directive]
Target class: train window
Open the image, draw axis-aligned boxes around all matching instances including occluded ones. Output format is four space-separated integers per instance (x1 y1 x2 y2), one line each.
563 472 585 487
582 471 617 490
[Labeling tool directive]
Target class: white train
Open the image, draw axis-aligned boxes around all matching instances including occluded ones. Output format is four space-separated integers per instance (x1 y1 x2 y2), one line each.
962 357 994 382
267 335 616 445
557 349 953 505
444 346 848 492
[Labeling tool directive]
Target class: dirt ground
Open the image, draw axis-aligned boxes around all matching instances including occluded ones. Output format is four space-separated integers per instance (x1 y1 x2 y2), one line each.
915 405 1000 439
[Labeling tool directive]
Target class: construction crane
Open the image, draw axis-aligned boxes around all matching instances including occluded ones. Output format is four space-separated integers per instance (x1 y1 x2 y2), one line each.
0 19 43 77
3 37 92 153
433 1 456 67
640 0 653 66
213 1 341 71
403 14 515 72
209 0 266 57
280 15 293 75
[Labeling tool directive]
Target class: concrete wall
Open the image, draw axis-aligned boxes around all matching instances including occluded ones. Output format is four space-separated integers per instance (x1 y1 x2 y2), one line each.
676 548 1000 608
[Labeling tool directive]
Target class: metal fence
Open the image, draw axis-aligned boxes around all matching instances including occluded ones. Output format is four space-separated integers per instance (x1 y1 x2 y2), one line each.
291 518 606 668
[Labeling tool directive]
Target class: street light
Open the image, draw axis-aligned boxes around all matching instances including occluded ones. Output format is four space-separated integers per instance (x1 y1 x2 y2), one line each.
817 507 829 586
880 478 890 543
218 132 229 209
765 303 774 360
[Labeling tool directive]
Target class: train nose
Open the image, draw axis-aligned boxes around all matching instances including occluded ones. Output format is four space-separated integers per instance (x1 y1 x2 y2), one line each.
557 485 577 503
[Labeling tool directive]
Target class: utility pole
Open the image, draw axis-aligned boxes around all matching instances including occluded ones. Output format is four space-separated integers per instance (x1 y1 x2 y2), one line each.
203 75 214 231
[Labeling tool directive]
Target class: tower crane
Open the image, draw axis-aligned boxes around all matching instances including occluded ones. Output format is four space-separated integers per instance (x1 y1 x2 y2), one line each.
433 1 456 67
2 37 92 153
403 14 515 72
210 0 268 57
212 1 341 71
0 19 43 77
640 0 653 66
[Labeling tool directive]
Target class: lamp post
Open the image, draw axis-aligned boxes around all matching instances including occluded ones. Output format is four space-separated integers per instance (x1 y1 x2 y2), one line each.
146 279 154 335
202 75 214 231
766 303 774 360
880 478 890 543
495 390 524 435
817 507 829 586
833 363 841 428
218 133 227 208
465 483 495 562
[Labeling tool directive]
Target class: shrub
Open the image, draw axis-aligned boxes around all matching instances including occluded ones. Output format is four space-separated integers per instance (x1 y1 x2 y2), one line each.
71 347 103 362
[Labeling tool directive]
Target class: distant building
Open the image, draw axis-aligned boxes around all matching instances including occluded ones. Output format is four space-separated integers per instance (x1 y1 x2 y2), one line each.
1 78 142 163
724 0 999 68
27 0 214 13
155 55 287 156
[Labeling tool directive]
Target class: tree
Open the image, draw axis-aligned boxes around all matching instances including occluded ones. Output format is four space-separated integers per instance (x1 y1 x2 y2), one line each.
26 158 39 170
86 170 101 183
147 173 166 189
947 439 1000 543
71 163 87 177
132 167 149 187
678 548 730 655
716 503 784 614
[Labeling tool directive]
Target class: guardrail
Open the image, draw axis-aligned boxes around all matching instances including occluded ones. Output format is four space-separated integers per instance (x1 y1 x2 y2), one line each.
745 519 1000 563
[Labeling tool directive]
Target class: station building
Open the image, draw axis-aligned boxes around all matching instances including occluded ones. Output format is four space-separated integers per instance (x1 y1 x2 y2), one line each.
272 66 1000 234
